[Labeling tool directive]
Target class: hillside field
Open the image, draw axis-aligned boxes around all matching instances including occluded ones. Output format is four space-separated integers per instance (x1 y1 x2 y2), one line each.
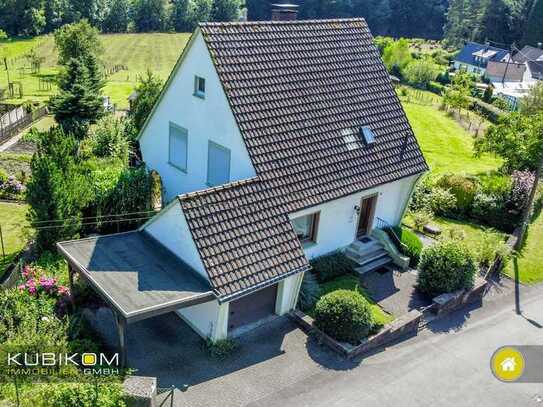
0 33 190 109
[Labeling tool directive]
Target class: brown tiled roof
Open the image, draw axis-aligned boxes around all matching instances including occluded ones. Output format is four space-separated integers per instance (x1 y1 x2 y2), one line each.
486 61 526 82
179 19 427 300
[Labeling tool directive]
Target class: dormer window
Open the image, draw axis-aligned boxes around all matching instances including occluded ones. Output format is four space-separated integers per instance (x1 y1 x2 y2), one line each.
194 76 205 98
360 126 376 145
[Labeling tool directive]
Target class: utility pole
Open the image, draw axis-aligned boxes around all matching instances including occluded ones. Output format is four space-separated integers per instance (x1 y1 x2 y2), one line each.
515 152 543 251
501 43 515 85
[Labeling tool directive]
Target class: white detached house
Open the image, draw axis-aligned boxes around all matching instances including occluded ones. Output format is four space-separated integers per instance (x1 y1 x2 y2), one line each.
57 16 427 361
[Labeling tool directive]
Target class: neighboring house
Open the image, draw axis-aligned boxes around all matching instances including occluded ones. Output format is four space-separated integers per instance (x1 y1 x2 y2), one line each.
485 51 543 110
453 42 509 75
57 16 427 361
511 44 543 64
485 61 526 83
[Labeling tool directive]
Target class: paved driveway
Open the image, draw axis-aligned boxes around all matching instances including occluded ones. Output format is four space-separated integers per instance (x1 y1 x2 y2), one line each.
86 276 543 407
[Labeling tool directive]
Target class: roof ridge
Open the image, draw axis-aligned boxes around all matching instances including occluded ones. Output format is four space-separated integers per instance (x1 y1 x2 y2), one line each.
199 18 366 27
178 176 260 201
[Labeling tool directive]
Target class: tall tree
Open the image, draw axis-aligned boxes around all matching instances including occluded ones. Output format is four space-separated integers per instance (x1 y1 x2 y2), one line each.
170 0 191 31
133 0 169 32
103 0 131 32
521 0 543 47
129 70 163 132
49 56 105 137
212 0 241 22
473 0 512 45
44 0 65 32
54 20 103 65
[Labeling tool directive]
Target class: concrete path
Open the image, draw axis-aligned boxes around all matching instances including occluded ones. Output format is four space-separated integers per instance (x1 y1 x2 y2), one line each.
360 268 431 317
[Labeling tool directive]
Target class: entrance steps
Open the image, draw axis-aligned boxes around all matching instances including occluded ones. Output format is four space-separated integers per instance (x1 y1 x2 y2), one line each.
344 237 393 275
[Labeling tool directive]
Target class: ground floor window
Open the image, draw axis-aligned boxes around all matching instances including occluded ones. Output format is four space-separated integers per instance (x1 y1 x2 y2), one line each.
291 212 319 243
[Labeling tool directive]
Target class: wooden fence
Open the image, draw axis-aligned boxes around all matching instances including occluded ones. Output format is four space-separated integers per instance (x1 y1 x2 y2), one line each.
0 105 48 145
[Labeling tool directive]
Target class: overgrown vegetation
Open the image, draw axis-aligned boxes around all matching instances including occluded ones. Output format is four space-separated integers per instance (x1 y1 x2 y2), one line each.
392 226 423 267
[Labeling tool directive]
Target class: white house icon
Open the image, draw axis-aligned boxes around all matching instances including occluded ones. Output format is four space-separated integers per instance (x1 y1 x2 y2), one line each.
501 357 516 372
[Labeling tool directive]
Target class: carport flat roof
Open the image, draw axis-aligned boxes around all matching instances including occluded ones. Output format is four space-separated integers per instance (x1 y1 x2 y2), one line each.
57 231 215 323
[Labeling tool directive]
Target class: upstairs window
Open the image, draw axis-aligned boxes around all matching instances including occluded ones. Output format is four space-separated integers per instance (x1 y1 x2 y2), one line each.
207 141 230 186
291 212 320 244
194 76 205 98
168 122 188 172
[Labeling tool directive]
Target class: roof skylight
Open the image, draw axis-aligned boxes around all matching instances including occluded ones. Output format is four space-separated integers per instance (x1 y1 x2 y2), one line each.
360 126 376 146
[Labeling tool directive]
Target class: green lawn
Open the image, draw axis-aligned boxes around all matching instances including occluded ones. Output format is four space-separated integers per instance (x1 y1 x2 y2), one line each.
0 202 31 278
403 102 502 175
504 208 543 284
310 274 394 328
0 33 190 109
403 214 507 248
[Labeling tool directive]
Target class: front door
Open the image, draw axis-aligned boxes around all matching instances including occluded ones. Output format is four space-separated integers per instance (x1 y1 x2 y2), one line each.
357 195 377 238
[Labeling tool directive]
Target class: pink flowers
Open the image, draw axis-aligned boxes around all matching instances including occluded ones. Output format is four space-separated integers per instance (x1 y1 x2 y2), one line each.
18 265 70 300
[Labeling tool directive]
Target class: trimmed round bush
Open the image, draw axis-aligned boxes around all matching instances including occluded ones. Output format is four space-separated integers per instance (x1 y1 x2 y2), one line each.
417 240 477 298
393 226 423 267
314 290 374 344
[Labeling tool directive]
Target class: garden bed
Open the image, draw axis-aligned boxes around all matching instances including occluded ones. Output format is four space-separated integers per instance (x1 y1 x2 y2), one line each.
290 308 421 359
307 273 394 329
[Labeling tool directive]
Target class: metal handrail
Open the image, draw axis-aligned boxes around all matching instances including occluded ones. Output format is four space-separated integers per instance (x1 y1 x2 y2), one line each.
375 217 408 252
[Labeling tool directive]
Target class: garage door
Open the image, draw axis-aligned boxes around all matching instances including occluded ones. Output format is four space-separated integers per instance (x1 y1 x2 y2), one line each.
228 284 278 332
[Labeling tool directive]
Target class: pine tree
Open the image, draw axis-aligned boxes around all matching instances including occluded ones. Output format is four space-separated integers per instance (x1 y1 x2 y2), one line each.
49 56 104 138
170 0 191 31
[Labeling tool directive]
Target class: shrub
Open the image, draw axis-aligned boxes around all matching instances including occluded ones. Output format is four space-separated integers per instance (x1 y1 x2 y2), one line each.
0 168 7 183
473 232 511 267
311 253 356 283
297 271 320 312
417 240 477 297
34 383 125 407
393 226 423 267
204 338 237 360
403 59 438 88
436 174 479 215
468 97 505 124
507 170 534 214
411 210 433 231
85 115 130 161
471 192 515 231
427 81 445 95
428 187 457 216
314 290 374 344
410 176 434 212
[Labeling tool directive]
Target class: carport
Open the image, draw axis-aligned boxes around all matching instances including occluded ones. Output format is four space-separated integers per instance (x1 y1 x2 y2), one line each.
57 231 215 367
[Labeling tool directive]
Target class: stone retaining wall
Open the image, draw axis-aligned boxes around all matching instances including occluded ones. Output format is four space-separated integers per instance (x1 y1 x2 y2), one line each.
432 277 487 316
290 308 422 359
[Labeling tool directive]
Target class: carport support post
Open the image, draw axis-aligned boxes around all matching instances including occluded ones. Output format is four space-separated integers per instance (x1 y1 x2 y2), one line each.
67 265 75 305
115 313 127 368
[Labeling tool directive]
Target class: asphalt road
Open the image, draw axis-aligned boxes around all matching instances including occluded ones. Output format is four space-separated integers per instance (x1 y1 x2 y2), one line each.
250 280 543 407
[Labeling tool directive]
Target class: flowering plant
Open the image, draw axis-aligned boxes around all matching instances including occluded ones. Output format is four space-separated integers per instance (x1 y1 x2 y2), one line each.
507 170 535 214
0 175 26 197
18 265 70 300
